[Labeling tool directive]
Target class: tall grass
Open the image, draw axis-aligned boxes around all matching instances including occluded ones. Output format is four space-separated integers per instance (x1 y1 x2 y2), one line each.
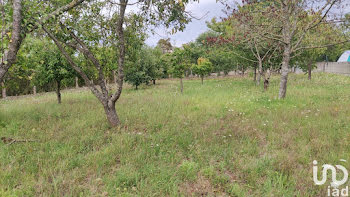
1 73 350 196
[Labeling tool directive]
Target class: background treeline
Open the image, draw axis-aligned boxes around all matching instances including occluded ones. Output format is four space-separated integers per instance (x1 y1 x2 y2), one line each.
2 14 350 98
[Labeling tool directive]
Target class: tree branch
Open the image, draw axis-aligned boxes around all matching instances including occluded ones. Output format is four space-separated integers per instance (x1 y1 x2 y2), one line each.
294 39 350 51
0 0 23 82
111 0 127 103
42 25 106 103
61 23 109 98
292 0 338 52
29 0 86 33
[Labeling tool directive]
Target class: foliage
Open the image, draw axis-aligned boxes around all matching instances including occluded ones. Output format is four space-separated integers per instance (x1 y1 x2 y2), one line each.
191 57 213 83
157 38 173 53
169 48 191 79
159 53 173 78
195 30 219 46
125 47 163 89
318 42 350 62
4 37 76 96
206 10 282 81
292 22 344 76
0 0 86 82
124 65 150 89
181 43 204 65
29 39 75 88
205 45 246 75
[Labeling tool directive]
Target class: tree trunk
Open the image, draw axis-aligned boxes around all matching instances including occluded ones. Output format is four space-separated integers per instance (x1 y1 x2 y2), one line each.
104 101 120 127
180 78 183 94
201 76 204 85
33 86 37 95
308 61 312 80
75 77 79 88
264 74 270 92
1 82 6 99
257 60 262 85
153 79 156 85
253 66 257 82
56 80 62 104
0 0 23 82
278 45 291 99
112 70 117 84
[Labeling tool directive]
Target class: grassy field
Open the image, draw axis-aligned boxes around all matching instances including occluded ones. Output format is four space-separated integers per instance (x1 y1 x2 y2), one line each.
1 73 350 196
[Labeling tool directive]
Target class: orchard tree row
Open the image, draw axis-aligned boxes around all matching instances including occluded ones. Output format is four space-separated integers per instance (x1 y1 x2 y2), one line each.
0 37 215 98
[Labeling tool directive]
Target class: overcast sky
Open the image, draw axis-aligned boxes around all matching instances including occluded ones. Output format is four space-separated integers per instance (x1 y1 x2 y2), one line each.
145 0 226 47
144 0 350 48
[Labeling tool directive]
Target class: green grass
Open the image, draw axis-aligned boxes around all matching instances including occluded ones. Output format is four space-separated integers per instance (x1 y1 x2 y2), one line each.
1 73 350 196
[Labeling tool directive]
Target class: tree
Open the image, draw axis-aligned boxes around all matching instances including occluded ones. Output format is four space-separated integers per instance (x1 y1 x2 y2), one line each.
157 38 173 53
29 39 75 103
125 48 159 89
191 57 213 84
291 23 337 80
209 8 282 84
205 18 266 79
182 43 204 64
0 0 86 83
144 47 164 85
44 0 198 127
222 0 349 98
169 48 191 94
1 36 78 99
125 66 150 89
195 30 219 45
159 53 173 78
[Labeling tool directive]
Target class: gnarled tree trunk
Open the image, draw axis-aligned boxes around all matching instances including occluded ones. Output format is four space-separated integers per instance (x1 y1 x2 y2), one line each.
104 101 120 127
